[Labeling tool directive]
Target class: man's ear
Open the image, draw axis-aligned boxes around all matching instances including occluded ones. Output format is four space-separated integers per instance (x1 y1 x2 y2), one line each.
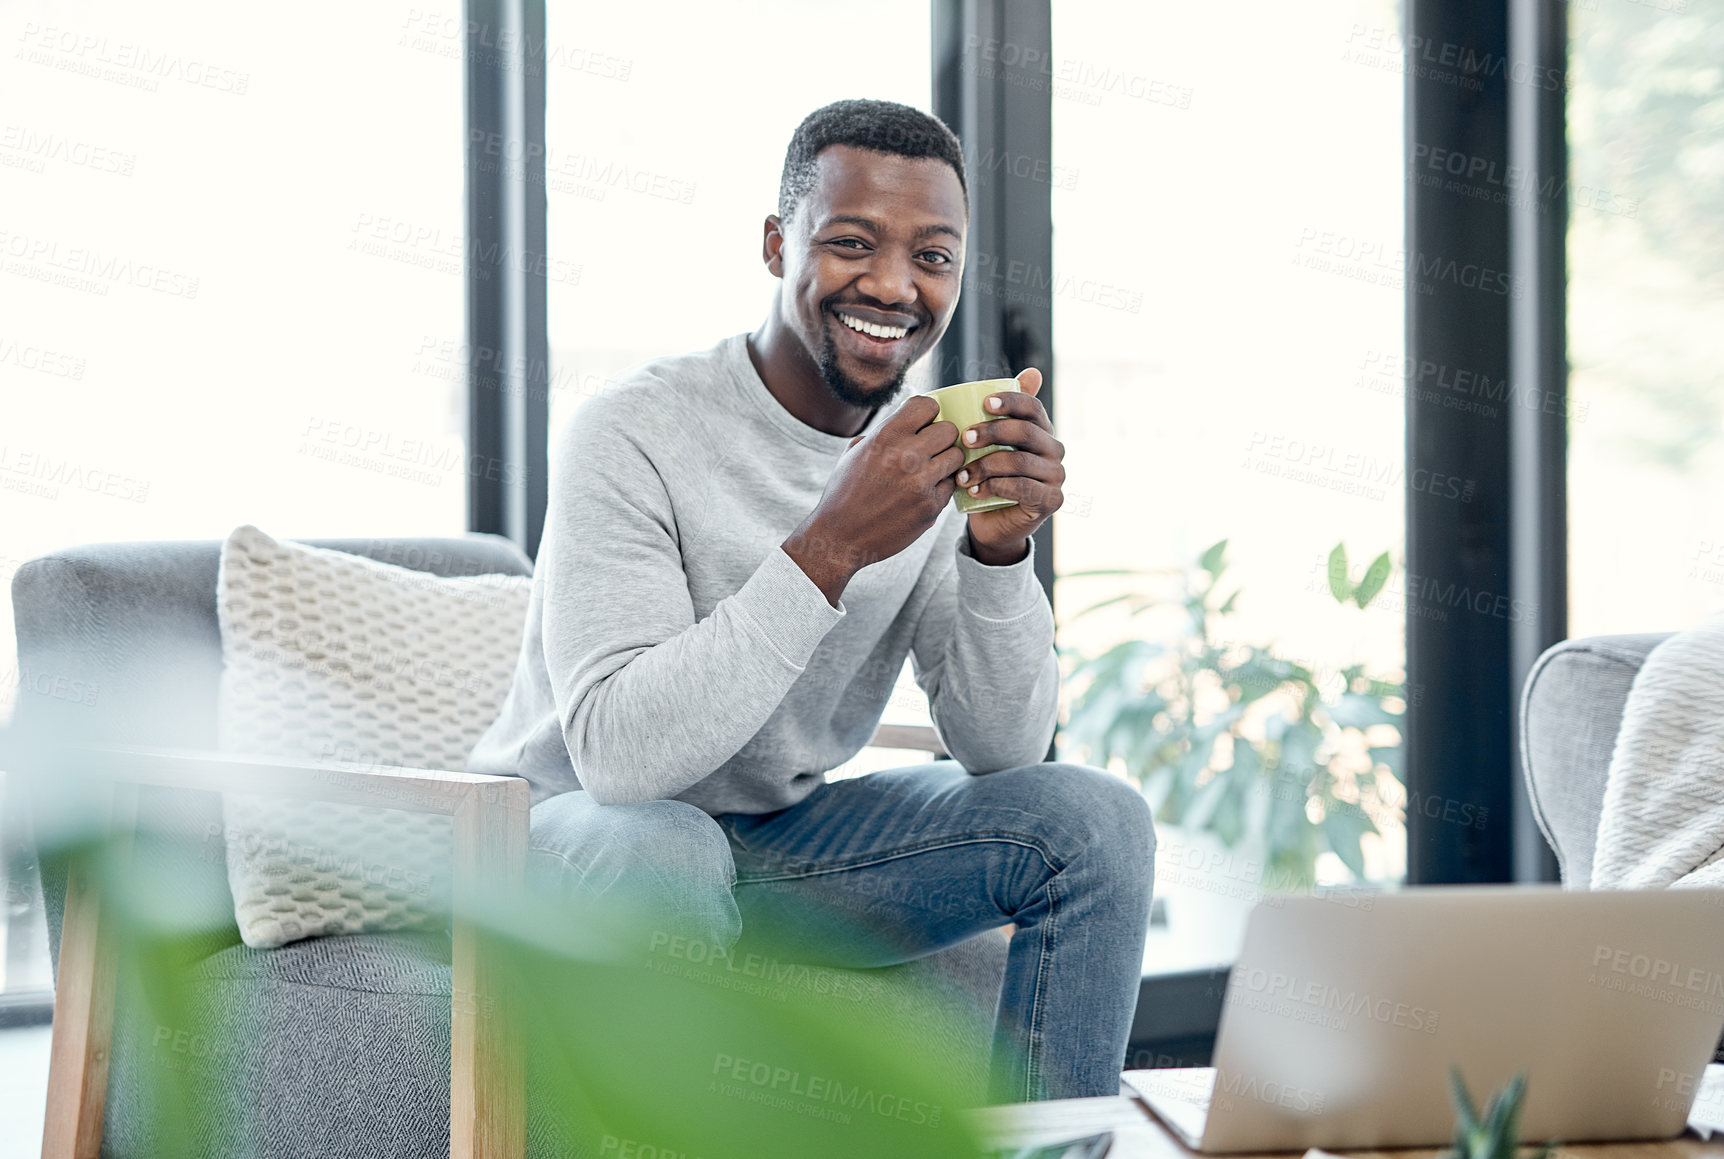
763 214 786 279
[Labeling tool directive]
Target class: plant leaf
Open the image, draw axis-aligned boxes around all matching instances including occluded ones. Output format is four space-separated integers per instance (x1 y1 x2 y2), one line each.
1354 551 1392 608
1368 744 1405 782
1229 741 1264 784
1327 542 1352 602
1325 692 1401 731
1068 592 1139 621
1321 804 1375 879
1199 539 1229 577
1065 638 1150 685
1180 768 1233 832
1449 1066 1480 1134
1209 785 1246 847
1055 567 1164 579
1276 720 1321 780
1496 1073 1528 1158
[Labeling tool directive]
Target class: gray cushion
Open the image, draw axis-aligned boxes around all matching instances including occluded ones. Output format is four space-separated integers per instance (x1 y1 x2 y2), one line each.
93 924 1005 1159
1520 633 1673 885
100 932 454 1159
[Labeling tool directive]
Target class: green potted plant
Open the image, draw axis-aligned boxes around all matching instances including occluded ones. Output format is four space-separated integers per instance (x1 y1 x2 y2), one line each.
1442 1068 1556 1159
1057 539 1406 940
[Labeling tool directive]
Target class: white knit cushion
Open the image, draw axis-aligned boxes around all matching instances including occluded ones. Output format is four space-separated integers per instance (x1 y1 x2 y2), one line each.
214 524 531 949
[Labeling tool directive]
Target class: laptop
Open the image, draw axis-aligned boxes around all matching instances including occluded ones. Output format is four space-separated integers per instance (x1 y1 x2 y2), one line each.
1125 885 1724 1152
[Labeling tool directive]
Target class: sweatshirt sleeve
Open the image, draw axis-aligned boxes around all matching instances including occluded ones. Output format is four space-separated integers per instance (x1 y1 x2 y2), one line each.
541 398 846 805
906 521 1060 773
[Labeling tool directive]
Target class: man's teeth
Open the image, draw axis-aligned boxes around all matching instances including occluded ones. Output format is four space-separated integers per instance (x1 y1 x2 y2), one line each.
838 312 909 340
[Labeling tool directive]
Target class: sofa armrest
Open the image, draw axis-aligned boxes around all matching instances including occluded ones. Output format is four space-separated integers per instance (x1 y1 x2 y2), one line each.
867 722 947 756
8 738 528 1159
1519 633 1673 887
21 740 521 814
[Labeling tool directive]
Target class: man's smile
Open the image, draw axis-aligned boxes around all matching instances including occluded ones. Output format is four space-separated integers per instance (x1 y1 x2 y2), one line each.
829 306 918 358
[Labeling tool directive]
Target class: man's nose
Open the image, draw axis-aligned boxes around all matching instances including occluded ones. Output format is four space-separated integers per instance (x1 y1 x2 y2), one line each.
855 247 919 308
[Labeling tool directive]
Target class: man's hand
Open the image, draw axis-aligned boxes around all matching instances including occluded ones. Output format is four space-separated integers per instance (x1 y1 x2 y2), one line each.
956 367 1064 564
782 396 965 604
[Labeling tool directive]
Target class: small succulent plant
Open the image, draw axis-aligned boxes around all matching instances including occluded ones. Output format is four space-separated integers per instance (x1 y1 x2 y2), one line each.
1444 1068 1556 1159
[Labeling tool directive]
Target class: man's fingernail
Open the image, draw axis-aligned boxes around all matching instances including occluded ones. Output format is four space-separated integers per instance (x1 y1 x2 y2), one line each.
988 397 1002 410
958 470 969 484
965 430 979 444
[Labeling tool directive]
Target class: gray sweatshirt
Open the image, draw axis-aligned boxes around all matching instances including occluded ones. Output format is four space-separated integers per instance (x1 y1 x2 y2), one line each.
465 331 1059 814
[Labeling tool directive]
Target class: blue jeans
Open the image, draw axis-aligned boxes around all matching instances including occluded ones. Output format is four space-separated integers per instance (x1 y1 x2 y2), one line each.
526 760 1155 1102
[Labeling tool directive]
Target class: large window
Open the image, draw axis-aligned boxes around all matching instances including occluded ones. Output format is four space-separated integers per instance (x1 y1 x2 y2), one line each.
0 0 465 994
543 1 938 777
1049 0 1407 973
1567 0 1724 637
543 2 934 443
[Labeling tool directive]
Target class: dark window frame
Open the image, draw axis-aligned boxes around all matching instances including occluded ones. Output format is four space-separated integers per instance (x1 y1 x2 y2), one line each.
1403 0 1566 886
932 0 1057 762
465 0 550 562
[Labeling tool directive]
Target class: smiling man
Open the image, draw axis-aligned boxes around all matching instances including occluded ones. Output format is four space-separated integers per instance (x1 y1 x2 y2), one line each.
468 98 1154 1103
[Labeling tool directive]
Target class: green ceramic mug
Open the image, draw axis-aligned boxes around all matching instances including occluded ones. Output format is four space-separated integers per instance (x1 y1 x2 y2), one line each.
926 377 1022 514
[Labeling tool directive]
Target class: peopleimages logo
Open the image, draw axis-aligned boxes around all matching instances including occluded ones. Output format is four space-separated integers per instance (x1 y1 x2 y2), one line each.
1213 1068 1327 1115
1588 943 1724 1016
1593 944 1724 996
1229 966 1441 1034
1356 348 1590 422
710 1052 943 1129
648 932 881 1003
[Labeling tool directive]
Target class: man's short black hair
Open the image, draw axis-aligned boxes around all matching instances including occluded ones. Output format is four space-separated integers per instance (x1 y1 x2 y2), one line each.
776 99 968 232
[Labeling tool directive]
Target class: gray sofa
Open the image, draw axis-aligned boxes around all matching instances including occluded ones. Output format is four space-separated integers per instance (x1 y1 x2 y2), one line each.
1521 630 1724 1065
1519 632 1675 886
9 534 1008 1158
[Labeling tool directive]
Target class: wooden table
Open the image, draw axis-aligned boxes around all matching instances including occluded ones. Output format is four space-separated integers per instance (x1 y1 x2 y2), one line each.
966 1093 1724 1159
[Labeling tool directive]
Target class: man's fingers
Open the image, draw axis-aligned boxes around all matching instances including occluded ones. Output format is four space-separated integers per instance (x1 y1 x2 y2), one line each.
888 393 942 432
963 418 1062 459
889 416 960 459
962 472 1060 514
959 449 1063 487
978 388 1051 430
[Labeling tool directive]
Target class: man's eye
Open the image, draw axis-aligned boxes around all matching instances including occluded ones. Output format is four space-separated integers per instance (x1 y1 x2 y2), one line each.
920 252 952 265
830 238 866 250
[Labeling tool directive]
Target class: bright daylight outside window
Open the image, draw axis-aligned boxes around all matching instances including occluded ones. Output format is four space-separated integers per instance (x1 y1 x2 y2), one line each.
1566 1 1724 638
542 1 934 778
0 1 464 994
1048 2 1408 974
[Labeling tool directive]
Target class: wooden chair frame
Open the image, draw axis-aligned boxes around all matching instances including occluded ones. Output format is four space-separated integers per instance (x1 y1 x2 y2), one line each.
23 722 944 1159
27 742 529 1159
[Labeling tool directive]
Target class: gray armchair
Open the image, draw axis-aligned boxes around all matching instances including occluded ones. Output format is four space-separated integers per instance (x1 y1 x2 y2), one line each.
9 534 1009 1159
1520 630 1724 1064
1519 632 1674 886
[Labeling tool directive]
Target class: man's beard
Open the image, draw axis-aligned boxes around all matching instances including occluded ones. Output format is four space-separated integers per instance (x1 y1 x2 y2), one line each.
815 322 912 411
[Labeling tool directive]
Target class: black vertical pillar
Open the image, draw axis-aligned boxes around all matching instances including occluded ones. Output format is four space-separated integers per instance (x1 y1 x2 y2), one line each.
465 0 549 560
1507 0 1568 883
932 0 1057 759
1404 0 1516 883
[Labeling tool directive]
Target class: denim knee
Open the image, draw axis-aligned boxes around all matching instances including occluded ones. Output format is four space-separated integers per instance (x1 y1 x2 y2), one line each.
527 791 740 950
992 762 1156 883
